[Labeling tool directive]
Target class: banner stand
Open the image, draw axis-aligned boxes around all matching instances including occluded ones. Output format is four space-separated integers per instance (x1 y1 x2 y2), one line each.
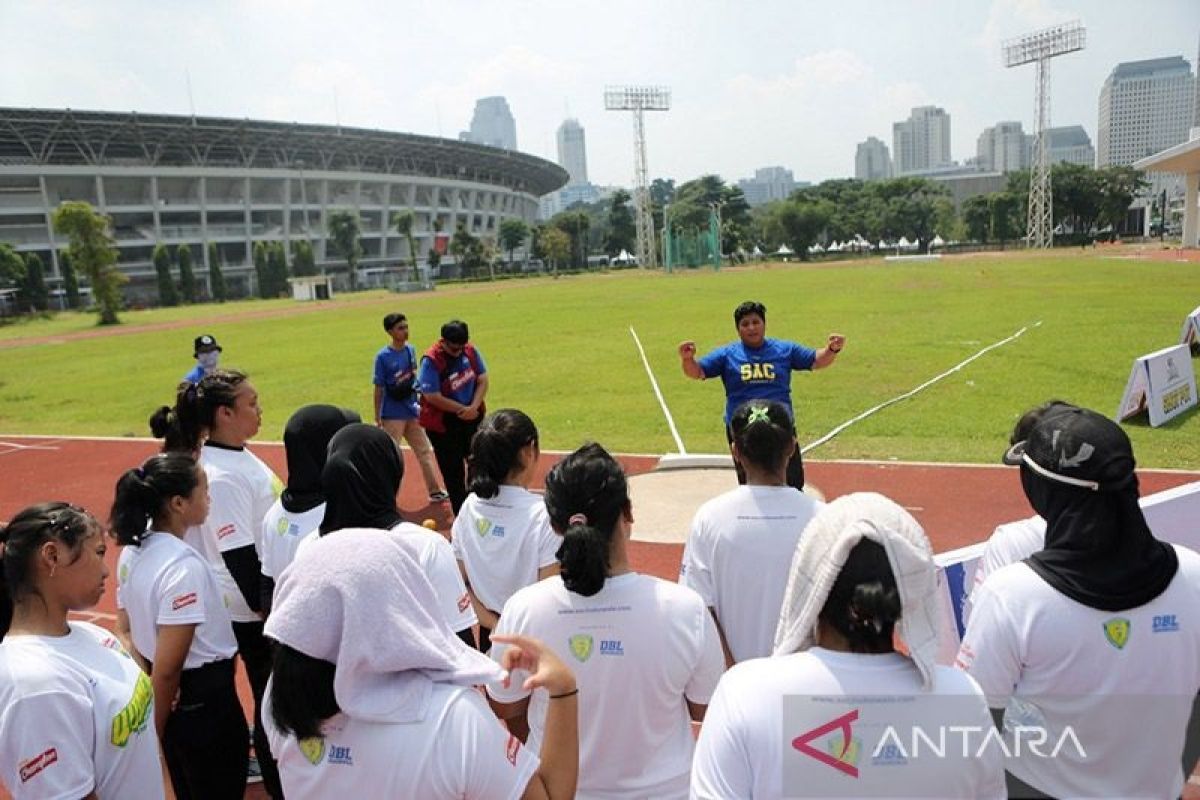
1117 343 1198 427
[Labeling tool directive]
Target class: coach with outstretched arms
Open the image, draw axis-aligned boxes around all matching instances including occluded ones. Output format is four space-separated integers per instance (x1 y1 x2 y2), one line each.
678 300 844 490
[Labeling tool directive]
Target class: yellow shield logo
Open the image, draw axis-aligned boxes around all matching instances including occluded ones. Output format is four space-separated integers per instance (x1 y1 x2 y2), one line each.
1103 617 1131 650
299 737 325 765
276 516 290 535
475 517 492 537
569 634 594 662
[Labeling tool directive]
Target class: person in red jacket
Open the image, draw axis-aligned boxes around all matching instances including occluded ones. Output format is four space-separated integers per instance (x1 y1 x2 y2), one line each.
418 320 488 514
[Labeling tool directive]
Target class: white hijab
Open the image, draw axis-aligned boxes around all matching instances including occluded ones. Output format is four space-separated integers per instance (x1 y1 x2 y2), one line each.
773 492 941 690
266 527 506 723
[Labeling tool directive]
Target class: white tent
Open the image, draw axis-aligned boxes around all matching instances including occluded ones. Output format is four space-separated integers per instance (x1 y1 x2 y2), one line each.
898 236 915 249
827 241 841 252
775 244 794 255
751 245 764 258
878 239 888 250
807 243 824 254
614 249 634 263
930 235 946 248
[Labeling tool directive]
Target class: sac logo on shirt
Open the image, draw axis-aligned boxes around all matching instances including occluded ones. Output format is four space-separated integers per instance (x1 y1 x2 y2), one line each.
739 363 776 382
111 672 153 747
1103 617 1131 650
18 748 58 783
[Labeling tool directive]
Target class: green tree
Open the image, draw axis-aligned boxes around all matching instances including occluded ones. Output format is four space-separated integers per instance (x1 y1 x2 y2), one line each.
0 243 25 288
770 196 834 260
326 210 363 290
22 254 48 311
153 244 178 307
207 242 227 302
449 222 483 278
51 201 125 325
291 239 317 277
391 209 419 274
1096 166 1148 233
551 211 590 268
649 178 676 206
177 245 197 303
267 241 289 297
59 250 80 309
604 190 636 256
990 192 1022 249
253 241 270 298
962 195 991 243
498 218 529 267
540 226 571 276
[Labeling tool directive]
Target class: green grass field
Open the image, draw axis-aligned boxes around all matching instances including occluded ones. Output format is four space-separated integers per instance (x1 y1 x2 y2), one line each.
2 250 1198 469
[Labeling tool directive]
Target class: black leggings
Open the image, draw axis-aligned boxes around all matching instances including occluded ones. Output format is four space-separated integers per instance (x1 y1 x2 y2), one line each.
233 619 283 799
726 424 805 490
428 414 482 513
160 658 249 800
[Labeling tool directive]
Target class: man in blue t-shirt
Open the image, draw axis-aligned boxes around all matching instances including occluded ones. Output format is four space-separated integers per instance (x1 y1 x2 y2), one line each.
678 300 845 489
373 312 448 503
183 333 222 383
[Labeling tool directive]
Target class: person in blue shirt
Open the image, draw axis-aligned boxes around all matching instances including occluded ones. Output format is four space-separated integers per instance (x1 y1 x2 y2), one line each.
183 333 222 383
678 300 844 489
418 319 489 513
373 313 448 503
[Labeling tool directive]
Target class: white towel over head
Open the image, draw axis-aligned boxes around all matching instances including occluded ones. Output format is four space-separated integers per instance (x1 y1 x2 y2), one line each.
772 492 940 690
265 527 506 723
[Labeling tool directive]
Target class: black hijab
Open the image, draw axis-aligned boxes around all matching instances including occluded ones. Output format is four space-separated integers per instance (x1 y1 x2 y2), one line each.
319 423 404 535
1012 406 1177 611
281 405 361 514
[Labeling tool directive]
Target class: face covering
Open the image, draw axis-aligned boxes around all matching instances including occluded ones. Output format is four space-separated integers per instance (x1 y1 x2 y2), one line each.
197 351 220 371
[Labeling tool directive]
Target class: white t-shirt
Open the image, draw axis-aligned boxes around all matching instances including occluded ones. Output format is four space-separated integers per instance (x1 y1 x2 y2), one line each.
451 486 560 614
116 531 238 669
489 572 725 800
186 443 280 622
294 523 476 633
263 681 538 800
680 485 821 662
260 500 326 580
965 515 1045 619
0 621 165 800
691 649 1004 800
958 545 1200 799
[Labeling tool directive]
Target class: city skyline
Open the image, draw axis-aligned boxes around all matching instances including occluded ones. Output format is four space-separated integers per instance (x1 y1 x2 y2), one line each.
1 0 1196 188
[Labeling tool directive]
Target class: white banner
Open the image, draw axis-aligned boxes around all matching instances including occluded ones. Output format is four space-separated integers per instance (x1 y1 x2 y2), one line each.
1116 344 1198 427
1180 304 1200 348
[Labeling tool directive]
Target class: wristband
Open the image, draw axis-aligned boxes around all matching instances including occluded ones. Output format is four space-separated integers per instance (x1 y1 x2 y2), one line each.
549 688 579 700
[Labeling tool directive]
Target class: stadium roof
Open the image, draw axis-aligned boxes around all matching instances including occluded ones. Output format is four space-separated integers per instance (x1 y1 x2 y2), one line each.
0 107 569 196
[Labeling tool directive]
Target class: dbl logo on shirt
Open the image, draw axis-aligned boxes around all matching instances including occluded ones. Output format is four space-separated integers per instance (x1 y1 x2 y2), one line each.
739 363 776 382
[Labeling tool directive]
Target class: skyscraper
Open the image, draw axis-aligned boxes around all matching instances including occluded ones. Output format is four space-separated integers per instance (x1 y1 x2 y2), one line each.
855 136 893 180
459 97 517 150
736 167 799 206
976 122 1030 173
556 118 588 186
1097 57 1193 167
1045 126 1095 167
893 106 952 175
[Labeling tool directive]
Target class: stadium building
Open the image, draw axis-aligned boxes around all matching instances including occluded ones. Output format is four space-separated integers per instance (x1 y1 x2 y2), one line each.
0 108 567 300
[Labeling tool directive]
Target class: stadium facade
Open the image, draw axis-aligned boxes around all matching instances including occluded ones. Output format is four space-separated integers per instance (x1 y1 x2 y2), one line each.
0 108 568 299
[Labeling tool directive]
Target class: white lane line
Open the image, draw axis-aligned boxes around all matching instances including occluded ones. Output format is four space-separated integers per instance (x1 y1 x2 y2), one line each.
629 326 688 455
802 322 1042 455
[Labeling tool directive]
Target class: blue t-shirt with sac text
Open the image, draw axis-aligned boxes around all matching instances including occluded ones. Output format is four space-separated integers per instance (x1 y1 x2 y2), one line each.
697 337 816 423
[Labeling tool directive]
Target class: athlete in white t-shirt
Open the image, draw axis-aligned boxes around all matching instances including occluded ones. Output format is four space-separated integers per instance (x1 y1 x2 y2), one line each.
964 514 1045 619
490 443 725 800
692 493 1004 799
959 404 1200 798
0 502 165 800
452 409 560 652
263 528 580 800
111 452 249 799
259 404 360 613
681 399 821 664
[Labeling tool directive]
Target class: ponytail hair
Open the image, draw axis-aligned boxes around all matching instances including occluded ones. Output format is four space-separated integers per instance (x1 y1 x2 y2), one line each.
467 409 538 499
109 452 202 546
730 399 795 474
1 503 99 639
818 539 902 654
543 443 629 597
151 370 249 452
269 643 339 739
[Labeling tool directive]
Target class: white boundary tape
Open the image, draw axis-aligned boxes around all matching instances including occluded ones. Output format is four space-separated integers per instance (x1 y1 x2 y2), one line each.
802 322 1043 455
629 326 688 455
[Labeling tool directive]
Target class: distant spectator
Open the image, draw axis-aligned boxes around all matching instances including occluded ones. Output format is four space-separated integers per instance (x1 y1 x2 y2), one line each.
692 493 1003 799
680 400 822 665
452 409 560 653
373 313 447 503
418 319 488 513
678 300 844 490
959 404 1200 798
183 333 222 383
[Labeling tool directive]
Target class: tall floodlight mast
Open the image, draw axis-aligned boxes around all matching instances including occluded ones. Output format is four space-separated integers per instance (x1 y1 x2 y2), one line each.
604 85 670 268
1003 21 1086 249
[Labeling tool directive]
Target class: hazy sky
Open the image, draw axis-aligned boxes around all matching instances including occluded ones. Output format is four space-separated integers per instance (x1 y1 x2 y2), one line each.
2 0 1197 188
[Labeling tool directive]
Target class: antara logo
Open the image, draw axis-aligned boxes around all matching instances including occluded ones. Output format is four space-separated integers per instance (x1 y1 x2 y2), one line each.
792 709 860 777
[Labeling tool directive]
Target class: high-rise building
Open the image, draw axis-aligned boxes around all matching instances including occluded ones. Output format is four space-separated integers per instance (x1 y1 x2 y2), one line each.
855 137 892 180
1045 126 1095 166
556 118 588 186
1098 57 1193 167
459 97 517 150
893 106 952 175
736 167 799 207
976 121 1031 173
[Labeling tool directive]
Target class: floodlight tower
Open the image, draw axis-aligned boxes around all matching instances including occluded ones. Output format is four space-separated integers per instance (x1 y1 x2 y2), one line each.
1004 21 1085 249
605 85 671 268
